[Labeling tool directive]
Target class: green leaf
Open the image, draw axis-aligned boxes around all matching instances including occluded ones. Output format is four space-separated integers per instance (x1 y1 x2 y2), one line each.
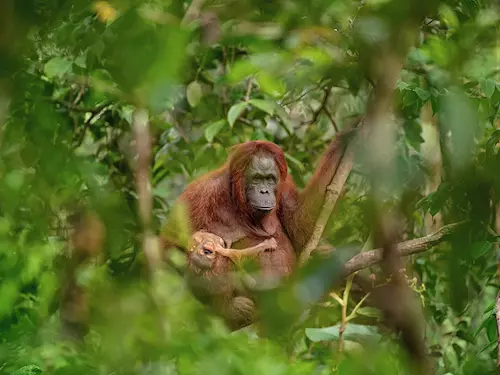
356 307 382 319
430 96 440 114
470 241 492 260
228 60 259 83
305 324 381 343
480 79 496 98
439 4 459 29
396 81 410 90
204 120 226 142
285 152 305 172
186 81 203 107
74 54 87 68
440 87 478 169
477 340 497 355
486 316 498 342
227 102 248 127
403 90 419 107
256 72 286 98
474 314 494 338
249 99 275 115
414 87 431 101
44 57 72 79
11 365 42 375
483 302 495 315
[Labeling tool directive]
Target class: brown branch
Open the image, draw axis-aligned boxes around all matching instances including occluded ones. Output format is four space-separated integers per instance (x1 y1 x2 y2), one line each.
132 109 161 272
244 77 253 102
55 99 110 113
181 0 205 26
344 222 464 275
496 290 500 367
298 138 357 265
364 48 430 374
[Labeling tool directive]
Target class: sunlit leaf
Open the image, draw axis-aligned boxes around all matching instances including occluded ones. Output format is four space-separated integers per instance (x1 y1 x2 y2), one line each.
256 72 286 98
249 99 275 115
227 102 248 127
186 81 203 107
439 4 459 29
93 1 118 22
228 60 259 83
480 79 496 98
44 57 72 79
205 120 226 142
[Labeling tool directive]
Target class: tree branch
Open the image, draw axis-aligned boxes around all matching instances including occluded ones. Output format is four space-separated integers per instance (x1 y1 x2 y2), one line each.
496 290 500 367
344 222 464 275
181 0 205 26
298 137 358 265
132 108 161 273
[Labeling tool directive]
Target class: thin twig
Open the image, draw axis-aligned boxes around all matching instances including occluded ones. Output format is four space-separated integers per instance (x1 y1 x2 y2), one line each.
344 222 464 275
244 77 253 102
324 107 339 132
55 99 109 113
310 87 331 124
72 83 86 106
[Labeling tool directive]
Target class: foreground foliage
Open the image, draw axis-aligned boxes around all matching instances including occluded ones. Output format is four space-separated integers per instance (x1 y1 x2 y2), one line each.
0 0 499 374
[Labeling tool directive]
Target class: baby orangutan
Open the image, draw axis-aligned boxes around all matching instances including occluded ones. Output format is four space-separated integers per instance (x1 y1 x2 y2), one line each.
189 231 277 266
186 231 277 330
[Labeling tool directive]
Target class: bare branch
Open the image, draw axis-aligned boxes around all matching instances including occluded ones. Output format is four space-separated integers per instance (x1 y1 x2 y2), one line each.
181 0 205 26
132 109 161 272
298 139 357 265
344 222 464 275
496 290 500 367
244 77 253 102
324 107 339 133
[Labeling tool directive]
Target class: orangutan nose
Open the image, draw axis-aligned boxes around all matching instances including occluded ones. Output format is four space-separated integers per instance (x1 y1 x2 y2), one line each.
260 188 269 194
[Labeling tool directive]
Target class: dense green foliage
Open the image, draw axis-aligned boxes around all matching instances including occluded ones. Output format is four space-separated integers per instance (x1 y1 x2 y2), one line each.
0 0 499 374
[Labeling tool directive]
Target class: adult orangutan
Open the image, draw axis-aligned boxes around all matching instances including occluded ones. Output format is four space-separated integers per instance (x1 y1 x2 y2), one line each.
162 130 354 327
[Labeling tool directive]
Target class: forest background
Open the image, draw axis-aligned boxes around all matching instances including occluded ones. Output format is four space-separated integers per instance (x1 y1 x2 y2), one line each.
0 0 500 374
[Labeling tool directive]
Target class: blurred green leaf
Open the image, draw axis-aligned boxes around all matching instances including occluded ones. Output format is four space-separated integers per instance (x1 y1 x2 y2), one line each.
306 324 381 343
43 57 72 79
249 99 275 115
227 102 248 127
414 87 431 101
356 307 382 319
470 241 492 260
480 79 496 98
11 365 42 375
204 120 226 143
256 72 286 98
186 81 203 107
